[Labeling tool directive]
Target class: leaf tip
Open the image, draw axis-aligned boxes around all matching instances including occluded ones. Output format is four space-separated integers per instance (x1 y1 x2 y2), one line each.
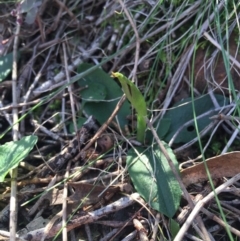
111 72 117 78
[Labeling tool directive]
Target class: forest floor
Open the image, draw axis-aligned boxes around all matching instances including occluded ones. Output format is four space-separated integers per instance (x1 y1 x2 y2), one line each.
0 1 240 241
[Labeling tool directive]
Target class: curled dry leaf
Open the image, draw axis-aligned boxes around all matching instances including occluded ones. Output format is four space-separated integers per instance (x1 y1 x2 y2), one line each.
96 134 114 153
81 133 114 160
181 151 240 187
188 33 240 94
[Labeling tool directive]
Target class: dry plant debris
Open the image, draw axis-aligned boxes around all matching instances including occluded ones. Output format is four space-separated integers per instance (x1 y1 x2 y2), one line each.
0 1 240 241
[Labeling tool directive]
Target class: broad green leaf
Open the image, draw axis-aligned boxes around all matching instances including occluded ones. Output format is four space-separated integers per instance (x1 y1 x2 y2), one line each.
0 52 20 82
157 118 171 138
170 219 180 239
0 135 38 182
145 118 171 144
127 144 181 218
77 63 130 128
81 82 107 105
164 94 229 143
111 72 147 142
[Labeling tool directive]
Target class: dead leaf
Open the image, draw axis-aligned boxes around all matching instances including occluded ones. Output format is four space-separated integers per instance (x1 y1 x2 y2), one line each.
46 188 64 206
67 182 119 205
188 33 240 94
46 182 132 208
181 151 240 187
96 134 114 153
81 134 114 160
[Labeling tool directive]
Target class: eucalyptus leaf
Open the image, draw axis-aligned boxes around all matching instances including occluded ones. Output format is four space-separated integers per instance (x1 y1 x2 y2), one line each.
127 144 181 218
0 135 38 182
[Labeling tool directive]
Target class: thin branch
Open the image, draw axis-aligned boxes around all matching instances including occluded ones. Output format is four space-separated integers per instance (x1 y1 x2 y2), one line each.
9 5 21 241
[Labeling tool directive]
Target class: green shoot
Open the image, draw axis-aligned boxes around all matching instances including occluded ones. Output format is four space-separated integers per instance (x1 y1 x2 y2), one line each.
111 72 147 143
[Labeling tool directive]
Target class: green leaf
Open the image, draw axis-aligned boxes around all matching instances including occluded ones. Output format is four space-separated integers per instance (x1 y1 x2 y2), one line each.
157 118 171 138
111 72 147 142
0 52 20 82
111 72 147 116
169 219 180 239
81 82 107 104
0 135 38 182
127 144 181 218
164 94 229 143
145 118 171 144
77 63 130 128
